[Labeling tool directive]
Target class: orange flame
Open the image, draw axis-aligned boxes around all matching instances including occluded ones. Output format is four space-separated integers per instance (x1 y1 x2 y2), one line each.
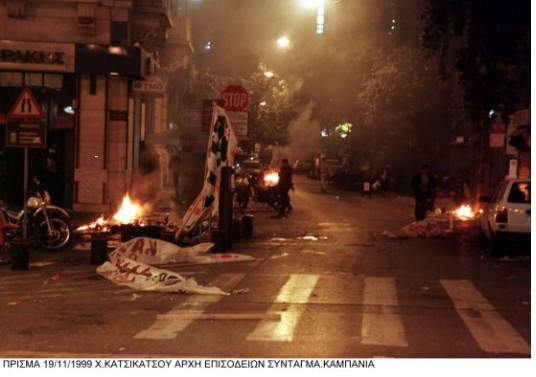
112 194 144 224
453 204 475 220
263 171 280 186
75 194 147 232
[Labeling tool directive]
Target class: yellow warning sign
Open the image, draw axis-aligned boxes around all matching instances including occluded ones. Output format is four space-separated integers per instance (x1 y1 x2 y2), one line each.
7 86 44 119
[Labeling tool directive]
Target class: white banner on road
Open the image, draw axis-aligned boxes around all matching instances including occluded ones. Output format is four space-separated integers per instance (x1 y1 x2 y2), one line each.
96 237 256 295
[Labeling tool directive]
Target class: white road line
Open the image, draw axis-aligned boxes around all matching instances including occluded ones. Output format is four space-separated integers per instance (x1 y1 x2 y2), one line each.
134 273 244 340
441 279 530 355
361 276 408 347
246 274 319 342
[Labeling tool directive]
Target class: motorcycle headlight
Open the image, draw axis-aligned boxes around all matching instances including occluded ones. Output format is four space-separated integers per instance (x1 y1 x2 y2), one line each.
27 197 41 208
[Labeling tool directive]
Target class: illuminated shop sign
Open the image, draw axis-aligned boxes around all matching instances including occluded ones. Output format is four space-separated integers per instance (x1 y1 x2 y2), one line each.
0 41 74 72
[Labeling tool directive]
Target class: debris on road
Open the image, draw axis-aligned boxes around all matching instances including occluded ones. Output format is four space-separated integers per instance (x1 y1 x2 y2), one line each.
383 218 450 238
232 288 250 295
96 237 256 295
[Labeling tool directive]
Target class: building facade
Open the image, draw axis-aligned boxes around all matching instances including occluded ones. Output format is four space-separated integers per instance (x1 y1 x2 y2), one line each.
0 0 192 213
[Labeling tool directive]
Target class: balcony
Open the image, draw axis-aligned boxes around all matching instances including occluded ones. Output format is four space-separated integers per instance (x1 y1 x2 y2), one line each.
133 0 171 14
131 0 173 52
159 16 194 72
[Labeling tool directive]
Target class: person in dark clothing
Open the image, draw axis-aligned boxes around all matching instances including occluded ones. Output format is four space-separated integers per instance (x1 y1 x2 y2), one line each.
168 153 181 203
277 158 294 217
411 164 436 221
39 153 64 206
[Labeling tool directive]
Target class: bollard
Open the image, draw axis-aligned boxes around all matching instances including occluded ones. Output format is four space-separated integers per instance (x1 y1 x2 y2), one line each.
90 236 109 265
10 238 30 270
241 214 253 239
211 228 227 253
232 218 242 243
363 182 371 198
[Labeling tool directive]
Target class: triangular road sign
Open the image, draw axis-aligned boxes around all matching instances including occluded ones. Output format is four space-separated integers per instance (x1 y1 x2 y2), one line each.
7 86 44 119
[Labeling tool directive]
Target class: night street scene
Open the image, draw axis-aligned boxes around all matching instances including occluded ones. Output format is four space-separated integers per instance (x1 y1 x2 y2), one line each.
0 1 531 376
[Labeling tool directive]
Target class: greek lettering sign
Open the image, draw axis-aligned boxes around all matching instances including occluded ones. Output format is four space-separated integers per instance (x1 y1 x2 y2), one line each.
227 111 248 137
132 79 166 96
0 40 74 72
5 120 47 148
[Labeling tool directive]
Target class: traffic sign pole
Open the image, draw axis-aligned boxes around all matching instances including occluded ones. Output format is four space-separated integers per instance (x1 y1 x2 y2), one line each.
5 86 46 241
23 147 29 239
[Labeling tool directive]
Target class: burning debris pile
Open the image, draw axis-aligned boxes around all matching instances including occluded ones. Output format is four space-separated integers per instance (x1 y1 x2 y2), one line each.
383 203 478 238
76 194 181 240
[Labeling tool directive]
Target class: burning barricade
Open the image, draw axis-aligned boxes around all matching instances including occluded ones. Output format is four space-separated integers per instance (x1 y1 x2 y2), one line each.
384 203 478 238
76 194 180 242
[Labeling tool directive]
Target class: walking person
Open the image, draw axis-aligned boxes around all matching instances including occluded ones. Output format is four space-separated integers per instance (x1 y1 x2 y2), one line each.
411 164 436 221
276 158 294 217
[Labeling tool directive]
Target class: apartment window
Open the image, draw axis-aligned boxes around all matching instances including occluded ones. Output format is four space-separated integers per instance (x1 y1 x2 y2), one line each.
111 21 129 46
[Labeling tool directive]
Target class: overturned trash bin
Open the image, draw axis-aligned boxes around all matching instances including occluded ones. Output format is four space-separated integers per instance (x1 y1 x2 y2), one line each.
90 236 109 265
241 214 253 239
10 238 30 270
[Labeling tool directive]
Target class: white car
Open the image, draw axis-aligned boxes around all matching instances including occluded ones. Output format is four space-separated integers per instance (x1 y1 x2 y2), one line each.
479 178 531 255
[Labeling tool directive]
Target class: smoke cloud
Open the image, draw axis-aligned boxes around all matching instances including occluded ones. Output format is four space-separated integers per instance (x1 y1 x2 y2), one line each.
274 101 322 164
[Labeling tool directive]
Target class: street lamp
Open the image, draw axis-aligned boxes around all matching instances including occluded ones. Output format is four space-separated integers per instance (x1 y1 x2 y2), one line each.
277 36 290 48
299 0 325 34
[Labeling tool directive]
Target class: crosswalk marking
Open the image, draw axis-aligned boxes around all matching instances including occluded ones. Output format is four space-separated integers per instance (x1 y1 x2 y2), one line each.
361 276 408 347
134 273 244 340
3 265 529 354
441 279 530 355
246 274 319 342
275 274 319 304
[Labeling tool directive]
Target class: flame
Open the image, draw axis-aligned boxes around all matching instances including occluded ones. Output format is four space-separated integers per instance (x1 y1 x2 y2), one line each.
263 171 280 186
112 194 143 224
76 194 145 232
453 204 475 220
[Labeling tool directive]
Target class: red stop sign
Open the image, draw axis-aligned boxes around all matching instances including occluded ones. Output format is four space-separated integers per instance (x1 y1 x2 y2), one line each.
221 85 249 111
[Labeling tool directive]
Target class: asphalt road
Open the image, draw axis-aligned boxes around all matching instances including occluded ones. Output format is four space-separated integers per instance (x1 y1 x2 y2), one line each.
0 174 531 361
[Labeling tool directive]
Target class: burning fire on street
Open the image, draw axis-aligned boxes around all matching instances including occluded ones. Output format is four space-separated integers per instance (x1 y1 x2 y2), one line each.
452 204 476 221
76 194 171 234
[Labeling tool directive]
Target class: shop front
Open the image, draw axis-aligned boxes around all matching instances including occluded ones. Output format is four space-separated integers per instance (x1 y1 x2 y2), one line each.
0 40 144 213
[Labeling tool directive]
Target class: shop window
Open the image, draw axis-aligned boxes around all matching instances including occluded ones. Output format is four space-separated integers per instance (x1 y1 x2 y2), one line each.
24 72 43 86
0 71 23 86
44 74 63 89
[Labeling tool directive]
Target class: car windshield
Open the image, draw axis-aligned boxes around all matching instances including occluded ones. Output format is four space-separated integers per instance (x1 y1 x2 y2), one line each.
507 182 530 204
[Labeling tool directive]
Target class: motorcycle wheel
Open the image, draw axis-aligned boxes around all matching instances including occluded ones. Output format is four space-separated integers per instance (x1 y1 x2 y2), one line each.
36 214 73 250
271 192 284 211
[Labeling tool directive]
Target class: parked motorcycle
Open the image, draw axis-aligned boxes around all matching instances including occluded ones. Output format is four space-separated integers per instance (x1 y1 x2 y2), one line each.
234 171 284 211
0 178 73 251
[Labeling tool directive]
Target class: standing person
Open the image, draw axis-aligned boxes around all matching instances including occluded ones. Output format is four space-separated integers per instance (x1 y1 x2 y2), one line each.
277 158 294 217
168 152 181 203
411 164 436 221
379 164 392 196
39 152 64 206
